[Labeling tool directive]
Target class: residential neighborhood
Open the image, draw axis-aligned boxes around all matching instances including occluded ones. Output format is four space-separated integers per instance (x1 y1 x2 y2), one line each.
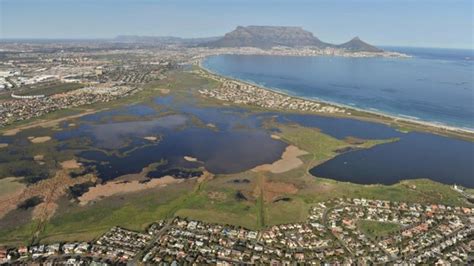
197 70 348 115
1 198 472 264
0 85 140 127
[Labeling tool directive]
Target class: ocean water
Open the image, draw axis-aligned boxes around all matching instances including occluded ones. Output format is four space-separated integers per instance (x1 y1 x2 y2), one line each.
203 47 474 130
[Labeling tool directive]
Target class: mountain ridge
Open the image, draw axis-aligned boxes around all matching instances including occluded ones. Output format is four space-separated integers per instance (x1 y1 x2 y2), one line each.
113 26 383 52
206 25 332 49
205 26 382 52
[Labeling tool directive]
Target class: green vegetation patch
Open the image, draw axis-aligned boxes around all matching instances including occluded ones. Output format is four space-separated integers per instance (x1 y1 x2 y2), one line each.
358 220 401 239
40 182 195 243
275 122 397 164
0 177 25 198
16 82 84 97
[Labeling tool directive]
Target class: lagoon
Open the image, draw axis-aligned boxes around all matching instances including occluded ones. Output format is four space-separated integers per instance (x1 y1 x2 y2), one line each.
51 96 474 187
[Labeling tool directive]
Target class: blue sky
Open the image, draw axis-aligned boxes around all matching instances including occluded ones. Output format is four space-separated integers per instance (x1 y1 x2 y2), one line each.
1 0 473 48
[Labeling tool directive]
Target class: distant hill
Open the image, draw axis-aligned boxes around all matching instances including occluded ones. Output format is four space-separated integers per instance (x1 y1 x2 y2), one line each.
205 26 331 49
204 26 383 52
114 35 220 46
336 37 383 52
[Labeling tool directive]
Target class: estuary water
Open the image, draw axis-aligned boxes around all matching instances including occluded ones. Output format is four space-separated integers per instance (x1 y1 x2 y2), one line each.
49 97 474 187
275 114 474 187
54 97 287 181
203 47 474 130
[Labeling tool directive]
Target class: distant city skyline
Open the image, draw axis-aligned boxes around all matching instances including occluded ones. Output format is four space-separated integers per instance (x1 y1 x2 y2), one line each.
1 0 473 49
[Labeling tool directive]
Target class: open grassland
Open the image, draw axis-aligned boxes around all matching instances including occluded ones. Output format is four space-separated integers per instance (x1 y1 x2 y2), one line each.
16 83 85 97
270 122 398 167
358 220 401 239
0 181 196 245
0 177 26 198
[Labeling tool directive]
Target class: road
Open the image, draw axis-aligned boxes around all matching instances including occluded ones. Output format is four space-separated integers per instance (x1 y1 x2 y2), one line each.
133 219 173 264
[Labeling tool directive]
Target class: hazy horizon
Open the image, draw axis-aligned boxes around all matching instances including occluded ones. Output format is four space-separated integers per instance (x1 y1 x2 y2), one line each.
1 0 473 49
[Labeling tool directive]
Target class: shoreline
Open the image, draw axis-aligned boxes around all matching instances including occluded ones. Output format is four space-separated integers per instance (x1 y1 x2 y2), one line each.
198 57 474 141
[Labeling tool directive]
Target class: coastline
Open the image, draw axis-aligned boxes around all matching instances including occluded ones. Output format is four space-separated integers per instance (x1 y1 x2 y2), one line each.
198 57 474 141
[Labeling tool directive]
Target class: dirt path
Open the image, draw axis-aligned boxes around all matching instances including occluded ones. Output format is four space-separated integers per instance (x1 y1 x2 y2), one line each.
256 173 266 228
2 109 101 136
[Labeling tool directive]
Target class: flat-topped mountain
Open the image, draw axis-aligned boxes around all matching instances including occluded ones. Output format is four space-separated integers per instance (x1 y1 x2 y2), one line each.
112 26 383 52
205 26 383 52
336 37 382 52
206 26 331 49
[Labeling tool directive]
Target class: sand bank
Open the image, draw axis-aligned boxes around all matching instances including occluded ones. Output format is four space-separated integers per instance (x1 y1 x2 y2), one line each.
252 145 308 174
78 176 181 205
60 159 81 169
29 136 52 144
184 156 198 162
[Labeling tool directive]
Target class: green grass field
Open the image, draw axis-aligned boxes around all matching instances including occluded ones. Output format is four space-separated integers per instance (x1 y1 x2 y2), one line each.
15 82 85 97
358 220 401 239
0 177 25 197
